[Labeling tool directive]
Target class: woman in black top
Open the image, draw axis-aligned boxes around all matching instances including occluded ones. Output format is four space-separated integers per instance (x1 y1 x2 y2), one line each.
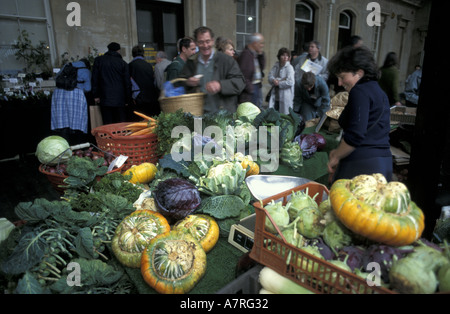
326 46 393 183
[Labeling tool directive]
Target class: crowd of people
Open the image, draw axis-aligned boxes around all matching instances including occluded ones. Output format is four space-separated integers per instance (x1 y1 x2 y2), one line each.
50 26 422 183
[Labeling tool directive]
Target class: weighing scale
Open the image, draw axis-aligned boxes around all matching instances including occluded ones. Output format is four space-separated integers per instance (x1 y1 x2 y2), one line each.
228 175 311 253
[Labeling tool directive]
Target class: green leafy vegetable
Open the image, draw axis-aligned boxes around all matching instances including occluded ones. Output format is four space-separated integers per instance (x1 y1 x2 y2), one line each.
280 141 303 170
236 102 261 123
199 195 245 220
16 271 51 294
154 109 194 156
1 231 47 275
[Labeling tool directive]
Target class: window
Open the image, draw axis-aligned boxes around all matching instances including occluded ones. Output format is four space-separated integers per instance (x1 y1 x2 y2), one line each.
294 2 314 54
236 0 259 51
339 12 351 29
337 10 353 50
0 0 55 75
295 2 313 23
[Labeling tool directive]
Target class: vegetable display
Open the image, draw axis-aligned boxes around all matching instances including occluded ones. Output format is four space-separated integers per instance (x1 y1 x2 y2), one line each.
111 210 170 268
6 105 449 295
140 231 207 294
329 174 425 246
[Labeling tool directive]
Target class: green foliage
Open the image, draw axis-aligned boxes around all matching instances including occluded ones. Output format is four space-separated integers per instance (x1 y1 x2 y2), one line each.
154 109 194 156
13 30 50 74
199 195 245 220
280 141 303 169
16 271 51 294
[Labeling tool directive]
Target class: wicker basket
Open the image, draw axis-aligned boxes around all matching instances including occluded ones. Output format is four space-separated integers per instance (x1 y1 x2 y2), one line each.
249 181 395 294
390 106 417 125
39 152 124 194
159 78 205 116
92 123 159 171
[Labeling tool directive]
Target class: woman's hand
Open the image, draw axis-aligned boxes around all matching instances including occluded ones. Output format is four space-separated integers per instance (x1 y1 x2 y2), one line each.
327 139 355 179
327 149 340 175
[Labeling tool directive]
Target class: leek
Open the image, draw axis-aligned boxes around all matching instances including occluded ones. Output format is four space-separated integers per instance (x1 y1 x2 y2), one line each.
259 266 315 294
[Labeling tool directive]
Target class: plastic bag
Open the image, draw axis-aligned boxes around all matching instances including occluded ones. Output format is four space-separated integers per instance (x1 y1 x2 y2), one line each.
164 81 186 97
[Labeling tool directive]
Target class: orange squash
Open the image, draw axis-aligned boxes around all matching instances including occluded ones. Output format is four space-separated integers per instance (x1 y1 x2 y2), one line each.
329 174 425 246
111 210 170 268
140 230 207 294
173 214 219 253
123 162 157 184
234 153 259 177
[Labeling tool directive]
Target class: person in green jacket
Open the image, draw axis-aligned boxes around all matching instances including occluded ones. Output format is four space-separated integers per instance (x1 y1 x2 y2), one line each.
165 37 197 82
378 52 402 107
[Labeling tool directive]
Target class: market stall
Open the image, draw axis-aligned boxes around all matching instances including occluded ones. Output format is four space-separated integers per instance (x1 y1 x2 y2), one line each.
1 103 449 295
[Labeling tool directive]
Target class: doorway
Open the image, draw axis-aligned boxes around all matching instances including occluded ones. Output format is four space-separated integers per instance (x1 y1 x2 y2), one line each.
294 2 315 54
135 0 184 64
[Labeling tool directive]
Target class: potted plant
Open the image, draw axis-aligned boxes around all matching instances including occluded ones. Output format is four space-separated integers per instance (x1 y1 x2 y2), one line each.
13 30 51 79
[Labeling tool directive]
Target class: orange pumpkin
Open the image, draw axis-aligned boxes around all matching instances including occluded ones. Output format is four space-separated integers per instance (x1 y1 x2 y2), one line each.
123 162 157 184
329 174 425 246
140 231 206 294
173 214 219 253
234 153 259 177
111 210 170 268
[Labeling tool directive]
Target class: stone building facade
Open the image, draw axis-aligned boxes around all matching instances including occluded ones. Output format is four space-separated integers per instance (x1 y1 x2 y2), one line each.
1 0 431 93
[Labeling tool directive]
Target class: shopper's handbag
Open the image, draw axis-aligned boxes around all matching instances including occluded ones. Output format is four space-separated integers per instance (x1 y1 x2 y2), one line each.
265 86 274 103
89 105 103 130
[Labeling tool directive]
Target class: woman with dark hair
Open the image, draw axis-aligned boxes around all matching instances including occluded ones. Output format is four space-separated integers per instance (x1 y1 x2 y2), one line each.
378 52 402 106
267 47 295 114
326 45 393 183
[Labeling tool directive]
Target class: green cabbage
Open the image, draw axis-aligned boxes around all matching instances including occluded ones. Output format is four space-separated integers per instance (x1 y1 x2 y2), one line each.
236 102 261 123
280 141 303 170
35 135 72 165
200 161 247 196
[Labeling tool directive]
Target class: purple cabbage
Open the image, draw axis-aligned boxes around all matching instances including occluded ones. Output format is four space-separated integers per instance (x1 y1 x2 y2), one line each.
153 178 201 223
337 245 366 271
295 133 327 159
361 244 414 283
311 237 336 260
